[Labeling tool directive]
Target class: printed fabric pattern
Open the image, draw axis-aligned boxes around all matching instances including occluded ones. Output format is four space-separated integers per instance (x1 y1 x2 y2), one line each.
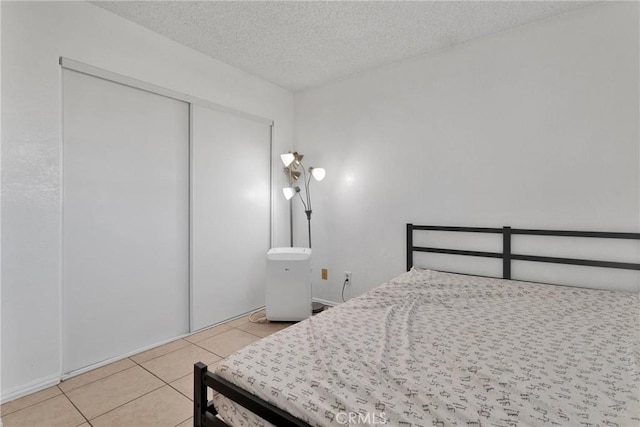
213 269 639 427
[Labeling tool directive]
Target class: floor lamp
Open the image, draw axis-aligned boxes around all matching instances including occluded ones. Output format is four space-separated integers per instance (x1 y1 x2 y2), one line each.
281 152 325 249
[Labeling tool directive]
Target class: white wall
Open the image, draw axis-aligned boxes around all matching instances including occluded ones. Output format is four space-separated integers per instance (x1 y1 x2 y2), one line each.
1 1 293 400
0 0 4 410
294 2 640 302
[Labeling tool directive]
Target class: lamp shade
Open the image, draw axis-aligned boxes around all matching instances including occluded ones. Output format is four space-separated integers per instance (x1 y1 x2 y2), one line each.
281 153 295 167
310 167 326 181
284 167 301 182
282 187 297 200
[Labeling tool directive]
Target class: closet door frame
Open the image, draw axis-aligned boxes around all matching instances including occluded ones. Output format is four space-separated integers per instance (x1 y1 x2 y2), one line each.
60 58 274 374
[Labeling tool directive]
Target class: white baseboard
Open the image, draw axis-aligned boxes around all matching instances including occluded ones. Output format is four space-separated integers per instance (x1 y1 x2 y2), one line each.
61 334 193 381
1 373 61 404
312 297 341 307
226 306 265 323
190 306 264 333
3 309 267 404
63 308 265 380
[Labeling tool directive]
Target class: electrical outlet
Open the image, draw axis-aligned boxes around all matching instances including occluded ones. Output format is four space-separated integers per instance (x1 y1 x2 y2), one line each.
321 269 328 280
345 271 352 284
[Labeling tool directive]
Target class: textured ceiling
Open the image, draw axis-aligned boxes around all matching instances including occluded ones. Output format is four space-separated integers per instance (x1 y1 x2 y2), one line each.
92 1 595 92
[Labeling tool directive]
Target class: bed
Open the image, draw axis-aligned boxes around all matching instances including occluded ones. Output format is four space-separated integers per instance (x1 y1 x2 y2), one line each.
194 224 640 427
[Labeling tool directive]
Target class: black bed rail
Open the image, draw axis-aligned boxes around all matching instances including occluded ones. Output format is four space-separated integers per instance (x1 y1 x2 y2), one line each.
194 362 312 427
406 224 640 279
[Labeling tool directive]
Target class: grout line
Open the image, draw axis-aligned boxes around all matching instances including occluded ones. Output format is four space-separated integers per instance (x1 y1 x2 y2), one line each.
227 320 251 328
183 325 235 344
187 322 265 356
130 340 192 365
62 365 164 421
227 323 263 339
241 331 267 339
172 372 192 383
135 360 216 397
132 339 225 371
0 392 64 417
189 341 226 360
174 415 192 427
133 320 237 363
58 360 136 394
61 364 141 396
4 324 240 426
236 323 295 339
60 392 90 426
135 364 173 387
1 318 259 425
82 382 166 422
128 319 240 364
0 390 64 418
166 382 192 402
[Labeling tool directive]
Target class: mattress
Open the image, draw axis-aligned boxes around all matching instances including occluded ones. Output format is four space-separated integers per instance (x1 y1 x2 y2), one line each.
213 269 639 426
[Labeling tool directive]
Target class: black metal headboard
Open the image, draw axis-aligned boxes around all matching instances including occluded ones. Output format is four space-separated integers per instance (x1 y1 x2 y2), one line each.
406 224 640 279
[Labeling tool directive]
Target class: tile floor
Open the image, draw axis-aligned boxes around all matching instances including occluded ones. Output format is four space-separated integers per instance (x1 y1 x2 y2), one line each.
1 312 294 427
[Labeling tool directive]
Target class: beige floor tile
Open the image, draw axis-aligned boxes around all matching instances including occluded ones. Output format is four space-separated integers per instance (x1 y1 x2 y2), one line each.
184 324 231 343
66 365 163 420
225 312 259 327
77 424 90 427
2 394 86 427
175 417 193 427
0 385 62 417
236 320 294 338
90 386 191 427
169 364 220 402
130 339 191 364
141 344 220 383
59 358 136 393
168 373 194 401
196 328 261 357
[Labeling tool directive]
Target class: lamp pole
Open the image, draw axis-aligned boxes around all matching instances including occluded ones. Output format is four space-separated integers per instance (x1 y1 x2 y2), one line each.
281 152 324 250
305 210 312 248
289 201 294 247
285 161 295 247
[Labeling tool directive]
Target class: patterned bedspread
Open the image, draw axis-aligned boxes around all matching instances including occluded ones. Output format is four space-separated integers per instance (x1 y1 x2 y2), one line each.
213 269 639 426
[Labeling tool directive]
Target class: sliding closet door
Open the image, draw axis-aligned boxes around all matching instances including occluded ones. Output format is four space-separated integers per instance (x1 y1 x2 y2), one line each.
62 70 189 373
191 105 271 330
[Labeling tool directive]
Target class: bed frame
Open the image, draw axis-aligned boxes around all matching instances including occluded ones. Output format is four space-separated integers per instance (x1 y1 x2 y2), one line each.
193 362 311 427
194 224 640 427
406 224 640 277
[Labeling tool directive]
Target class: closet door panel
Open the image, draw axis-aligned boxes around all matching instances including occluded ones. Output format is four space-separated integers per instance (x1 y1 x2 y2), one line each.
191 105 271 330
62 70 189 373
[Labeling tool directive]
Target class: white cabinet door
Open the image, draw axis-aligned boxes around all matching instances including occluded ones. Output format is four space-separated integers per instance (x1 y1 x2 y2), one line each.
62 69 190 373
191 105 271 330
